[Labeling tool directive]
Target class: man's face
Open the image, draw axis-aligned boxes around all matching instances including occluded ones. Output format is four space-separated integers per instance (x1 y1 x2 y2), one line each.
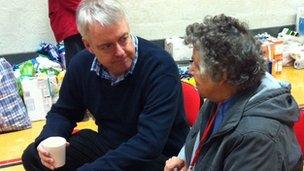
189 49 219 101
83 19 135 76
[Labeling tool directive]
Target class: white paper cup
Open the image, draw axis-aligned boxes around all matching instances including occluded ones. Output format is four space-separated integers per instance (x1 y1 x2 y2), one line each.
41 136 66 168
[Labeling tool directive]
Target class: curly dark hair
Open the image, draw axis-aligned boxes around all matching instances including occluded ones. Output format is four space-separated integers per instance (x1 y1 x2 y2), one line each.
184 14 267 89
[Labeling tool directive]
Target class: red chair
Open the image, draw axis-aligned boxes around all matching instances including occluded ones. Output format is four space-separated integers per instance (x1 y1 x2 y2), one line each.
294 107 304 155
181 82 201 127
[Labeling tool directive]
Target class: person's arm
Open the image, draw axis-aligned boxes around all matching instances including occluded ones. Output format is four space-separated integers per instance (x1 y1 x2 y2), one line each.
59 0 82 13
34 62 86 146
78 70 183 170
223 131 280 171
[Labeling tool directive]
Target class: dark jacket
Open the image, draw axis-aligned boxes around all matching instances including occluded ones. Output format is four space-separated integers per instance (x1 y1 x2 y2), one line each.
184 73 303 171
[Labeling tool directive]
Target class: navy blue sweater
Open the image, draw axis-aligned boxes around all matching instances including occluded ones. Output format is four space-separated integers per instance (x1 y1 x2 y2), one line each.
35 37 189 170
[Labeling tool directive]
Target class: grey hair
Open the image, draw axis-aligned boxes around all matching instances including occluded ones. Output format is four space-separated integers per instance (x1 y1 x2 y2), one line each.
185 14 267 90
76 0 126 39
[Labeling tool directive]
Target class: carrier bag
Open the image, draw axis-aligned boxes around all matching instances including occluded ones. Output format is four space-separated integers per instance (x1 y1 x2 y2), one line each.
0 58 31 133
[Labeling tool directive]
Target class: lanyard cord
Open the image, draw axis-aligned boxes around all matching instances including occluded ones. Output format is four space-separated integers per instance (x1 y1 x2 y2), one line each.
189 103 220 169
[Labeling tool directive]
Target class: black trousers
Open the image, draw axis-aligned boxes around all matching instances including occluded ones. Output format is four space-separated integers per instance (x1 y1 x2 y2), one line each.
22 129 166 171
63 34 85 68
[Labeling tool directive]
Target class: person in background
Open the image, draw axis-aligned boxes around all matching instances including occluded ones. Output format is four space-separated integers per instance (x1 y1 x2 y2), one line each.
48 0 85 67
22 0 189 170
164 14 303 171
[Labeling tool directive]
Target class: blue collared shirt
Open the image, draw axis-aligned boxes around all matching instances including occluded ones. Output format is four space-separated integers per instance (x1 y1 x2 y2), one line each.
90 34 138 86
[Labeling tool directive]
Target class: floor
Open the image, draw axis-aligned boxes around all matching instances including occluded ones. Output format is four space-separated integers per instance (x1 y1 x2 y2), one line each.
0 119 97 171
0 67 303 171
273 66 304 105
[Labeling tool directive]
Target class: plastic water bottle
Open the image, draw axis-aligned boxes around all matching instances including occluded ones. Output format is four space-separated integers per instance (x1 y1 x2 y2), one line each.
299 17 304 36
296 7 304 36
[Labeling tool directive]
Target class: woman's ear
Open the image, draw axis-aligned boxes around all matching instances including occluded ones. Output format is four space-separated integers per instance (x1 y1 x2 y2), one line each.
219 72 228 85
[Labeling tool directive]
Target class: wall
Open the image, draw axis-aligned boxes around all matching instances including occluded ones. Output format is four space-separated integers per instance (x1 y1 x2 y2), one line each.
0 0 55 55
0 0 303 55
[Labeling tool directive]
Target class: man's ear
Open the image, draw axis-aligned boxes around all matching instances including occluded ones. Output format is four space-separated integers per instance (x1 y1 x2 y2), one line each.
83 38 94 54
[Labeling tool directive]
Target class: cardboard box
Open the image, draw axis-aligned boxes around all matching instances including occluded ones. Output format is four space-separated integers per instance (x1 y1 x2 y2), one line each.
21 76 52 121
165 37 193 61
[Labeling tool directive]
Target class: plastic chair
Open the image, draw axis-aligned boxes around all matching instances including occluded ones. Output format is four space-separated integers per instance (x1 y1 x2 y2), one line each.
181 82 201 127
294 107 304 155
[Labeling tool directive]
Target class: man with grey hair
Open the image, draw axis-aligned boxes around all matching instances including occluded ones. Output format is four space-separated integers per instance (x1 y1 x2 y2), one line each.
164 14 302 171
22 0 189 170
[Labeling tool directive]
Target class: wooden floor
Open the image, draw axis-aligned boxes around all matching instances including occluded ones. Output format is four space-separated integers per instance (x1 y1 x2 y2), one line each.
0 67 303 171
0 119 97 171
273 66 304 105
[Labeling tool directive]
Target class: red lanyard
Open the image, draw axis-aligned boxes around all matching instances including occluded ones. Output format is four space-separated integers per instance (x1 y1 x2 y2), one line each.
189 104 219 170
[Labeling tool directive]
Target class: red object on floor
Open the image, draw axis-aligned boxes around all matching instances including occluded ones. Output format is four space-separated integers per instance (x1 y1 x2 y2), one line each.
294 107 304 154
181 82 201 127
0 158 22 168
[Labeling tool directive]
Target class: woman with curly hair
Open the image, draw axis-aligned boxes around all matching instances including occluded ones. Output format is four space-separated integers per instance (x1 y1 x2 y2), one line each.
165 14 302 171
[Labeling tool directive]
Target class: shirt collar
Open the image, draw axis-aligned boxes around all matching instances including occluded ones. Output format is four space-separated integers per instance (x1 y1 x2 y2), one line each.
90 34 138 86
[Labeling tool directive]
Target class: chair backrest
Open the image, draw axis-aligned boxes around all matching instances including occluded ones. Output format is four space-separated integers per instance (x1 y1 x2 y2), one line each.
294 107 304 154
181 82 201 127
